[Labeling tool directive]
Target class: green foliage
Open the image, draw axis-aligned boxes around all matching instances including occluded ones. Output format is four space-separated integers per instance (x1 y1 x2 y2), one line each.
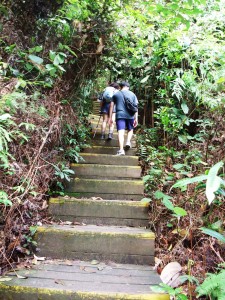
54 163 75 182
196 265 225 299
200 227 225 244
23 226 38 251
172 161 225 205
154 190 188 218
151 283 188 300
0 191 12 206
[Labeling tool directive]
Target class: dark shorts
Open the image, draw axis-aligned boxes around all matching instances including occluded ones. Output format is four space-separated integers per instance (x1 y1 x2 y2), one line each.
101 102 110 114
116 119 134 131
101 101 116 114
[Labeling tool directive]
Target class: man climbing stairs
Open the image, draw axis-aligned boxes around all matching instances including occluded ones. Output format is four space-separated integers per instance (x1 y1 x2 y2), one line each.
0 102 169 299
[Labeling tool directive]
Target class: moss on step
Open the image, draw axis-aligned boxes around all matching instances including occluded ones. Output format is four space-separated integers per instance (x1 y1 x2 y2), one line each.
0 284 169 300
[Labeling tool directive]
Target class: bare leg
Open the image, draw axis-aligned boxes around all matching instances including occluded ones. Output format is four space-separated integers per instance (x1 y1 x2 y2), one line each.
109 112 115 133
118 129 125 151
126 129 133 145
101 113 108 135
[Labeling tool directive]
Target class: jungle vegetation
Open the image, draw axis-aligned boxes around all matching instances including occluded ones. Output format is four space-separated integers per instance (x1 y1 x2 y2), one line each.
0 0 224 298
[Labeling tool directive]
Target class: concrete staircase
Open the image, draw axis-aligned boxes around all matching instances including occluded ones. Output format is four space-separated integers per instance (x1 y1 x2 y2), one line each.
0 102 168 299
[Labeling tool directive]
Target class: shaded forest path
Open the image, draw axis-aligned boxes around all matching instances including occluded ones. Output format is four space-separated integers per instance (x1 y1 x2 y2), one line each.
0 101 168 299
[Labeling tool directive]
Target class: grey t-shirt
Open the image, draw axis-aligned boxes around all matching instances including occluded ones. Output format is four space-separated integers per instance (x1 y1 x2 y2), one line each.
112 90 138 119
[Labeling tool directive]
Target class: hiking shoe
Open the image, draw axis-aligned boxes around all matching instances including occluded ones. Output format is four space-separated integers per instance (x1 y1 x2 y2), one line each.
124 142 132 150
100 134 105 140
116 149 125 156
108 133 113 140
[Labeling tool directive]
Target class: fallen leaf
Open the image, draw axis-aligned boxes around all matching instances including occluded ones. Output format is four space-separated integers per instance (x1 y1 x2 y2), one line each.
16 274 27 279
160 262 182 288
55 279 65 285
64 221 73 225
41 200 48 210
73 222 81 226
91 260 99 265
34 254 46 261
65 260 73 266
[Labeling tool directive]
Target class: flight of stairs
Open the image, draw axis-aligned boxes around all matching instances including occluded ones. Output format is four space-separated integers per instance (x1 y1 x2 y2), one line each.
0 101 168 299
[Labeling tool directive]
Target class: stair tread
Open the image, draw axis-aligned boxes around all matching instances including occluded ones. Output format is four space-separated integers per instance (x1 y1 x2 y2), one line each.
81 153 138 158
0 260 168 299
50 197 147 205
38 224 154 237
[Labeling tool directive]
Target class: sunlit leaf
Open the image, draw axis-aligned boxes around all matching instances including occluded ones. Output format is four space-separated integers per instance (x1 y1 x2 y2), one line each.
172 175 208 189
181 103 189 114
173 207 187 217
141 197 152 204
140 75 150 83
205 162 223 204
162 198 174 211
28 54 43 65
200 227 225 243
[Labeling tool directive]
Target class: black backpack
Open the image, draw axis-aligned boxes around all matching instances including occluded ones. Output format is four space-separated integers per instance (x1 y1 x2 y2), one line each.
121 91 138 116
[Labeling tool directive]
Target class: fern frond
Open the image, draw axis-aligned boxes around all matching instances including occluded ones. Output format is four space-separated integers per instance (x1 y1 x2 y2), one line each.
196 269 225 299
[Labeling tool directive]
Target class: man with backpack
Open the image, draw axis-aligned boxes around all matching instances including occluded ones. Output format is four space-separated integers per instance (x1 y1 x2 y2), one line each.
99 82 120 140
109 81 138 156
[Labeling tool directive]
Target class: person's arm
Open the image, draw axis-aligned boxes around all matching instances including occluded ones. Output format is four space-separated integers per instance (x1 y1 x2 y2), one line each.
133 111 138 127
108 101 114 124
133 95 138 127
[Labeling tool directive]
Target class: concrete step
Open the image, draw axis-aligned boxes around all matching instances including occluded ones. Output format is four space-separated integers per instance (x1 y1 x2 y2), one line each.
82 146 137 155
0 260 169 300
71 164 141 179
92 131 119 139
81 153 139 166
49 197 149 226
92 138 136 148
65 178 144 197
35 224 155 265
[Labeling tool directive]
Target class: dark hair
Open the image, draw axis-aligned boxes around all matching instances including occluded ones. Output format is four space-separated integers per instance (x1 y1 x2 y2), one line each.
119 81 130 88
109 82 120 89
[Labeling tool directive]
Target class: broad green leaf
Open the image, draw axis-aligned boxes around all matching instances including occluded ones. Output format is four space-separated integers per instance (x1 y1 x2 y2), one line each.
150 285 165 293
162 198 174 211
154 190 172 200
206 162 223 204
172 175 208 189
49 50 56 60
181 103 189 114
200 227 225 243
15 79 27 89
173 207 187 217
143 175 151 183
178 135 188 144
217 77 225 84
54 54 65 66
173 163 186 170
46 64 56 70
0 113 11 121
28 54 43 65
141 197 152 204
0 191 12 206
210 220 222 231
140 75 150 83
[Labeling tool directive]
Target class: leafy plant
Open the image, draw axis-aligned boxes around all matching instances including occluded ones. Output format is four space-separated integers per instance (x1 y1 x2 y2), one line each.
23 226 38 252
54 163 75 182
151 283 188 300
154 190 188 219
0 191 12 206
196 265 225 299
172 161 225 205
